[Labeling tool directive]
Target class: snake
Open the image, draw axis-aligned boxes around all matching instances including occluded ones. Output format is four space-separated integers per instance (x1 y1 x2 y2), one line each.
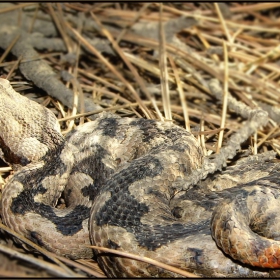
1 77 280 277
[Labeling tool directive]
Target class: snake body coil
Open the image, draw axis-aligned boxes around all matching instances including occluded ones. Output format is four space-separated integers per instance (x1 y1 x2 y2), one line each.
1 78 280 277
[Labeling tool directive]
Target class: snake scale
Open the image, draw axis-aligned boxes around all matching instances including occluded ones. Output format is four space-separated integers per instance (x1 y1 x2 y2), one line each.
1 78 280 277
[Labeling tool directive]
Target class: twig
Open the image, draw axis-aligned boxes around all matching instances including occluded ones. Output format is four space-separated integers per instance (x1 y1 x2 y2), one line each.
6 55 22 80
90 245 200 278
214 3 232 43
168 55 190 131
116 3 151 43
0 223 76 277
58 101 153 122
49 253 106 278
0 3 36 14
0 33 20 64
216 41 229 153
159 3 172 121
47 3 72 52
0 244 82 278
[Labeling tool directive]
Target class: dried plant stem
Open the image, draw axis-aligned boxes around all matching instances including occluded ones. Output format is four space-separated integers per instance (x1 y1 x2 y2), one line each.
47 3 72 52
0 244 81 278
90 245 199 278
214 3 232 43
0 3 36 14
216 41 229 153
169 55 190 131
116 3 151 43
6 55 22 80
58 101 152 122
159 3 172 120
0 223 76 276
49 253 106 278
0 33 20 64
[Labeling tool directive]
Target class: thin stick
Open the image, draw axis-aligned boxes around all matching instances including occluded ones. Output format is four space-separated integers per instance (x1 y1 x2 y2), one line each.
49 253 106 278
159 3 172 120
0 223 76 276
116 3 151 43
253 132 258 155
0 244 82 278
168 55 190 131
27 4 39 33
0 34 20 64
216 41 229 153
200 118 208 156
58 101 151 122
90 245 200 278
6 55 22 80
257 125 279 148
0 166 12 172
47 3 72 52
0 3 37 14
214 3 232 43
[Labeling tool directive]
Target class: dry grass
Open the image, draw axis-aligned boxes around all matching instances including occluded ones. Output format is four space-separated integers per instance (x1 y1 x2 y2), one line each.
0 2 280 277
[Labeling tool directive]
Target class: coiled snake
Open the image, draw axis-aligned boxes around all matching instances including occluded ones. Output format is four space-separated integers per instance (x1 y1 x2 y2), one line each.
1 78 280 277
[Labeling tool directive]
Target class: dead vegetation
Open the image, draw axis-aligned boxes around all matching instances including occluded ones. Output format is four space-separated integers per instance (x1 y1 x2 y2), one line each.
0 2 280 277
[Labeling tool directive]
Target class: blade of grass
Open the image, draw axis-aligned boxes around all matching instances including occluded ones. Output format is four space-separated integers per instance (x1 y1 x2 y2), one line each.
159 3 172 120
168 55 190 131
0 223 76 276
216 41 229 153
0 244 82 277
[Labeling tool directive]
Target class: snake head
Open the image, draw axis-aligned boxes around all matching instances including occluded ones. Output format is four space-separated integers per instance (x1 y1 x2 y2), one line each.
0 78 63 170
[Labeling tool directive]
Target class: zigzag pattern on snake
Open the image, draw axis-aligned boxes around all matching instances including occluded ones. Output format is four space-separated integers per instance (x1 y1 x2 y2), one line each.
1 78 280 277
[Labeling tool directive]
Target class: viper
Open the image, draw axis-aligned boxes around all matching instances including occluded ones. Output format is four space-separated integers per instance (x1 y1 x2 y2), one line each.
1 78 280 277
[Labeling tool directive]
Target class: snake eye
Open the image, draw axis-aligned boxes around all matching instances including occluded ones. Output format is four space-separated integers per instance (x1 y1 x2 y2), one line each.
171 206 183 219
